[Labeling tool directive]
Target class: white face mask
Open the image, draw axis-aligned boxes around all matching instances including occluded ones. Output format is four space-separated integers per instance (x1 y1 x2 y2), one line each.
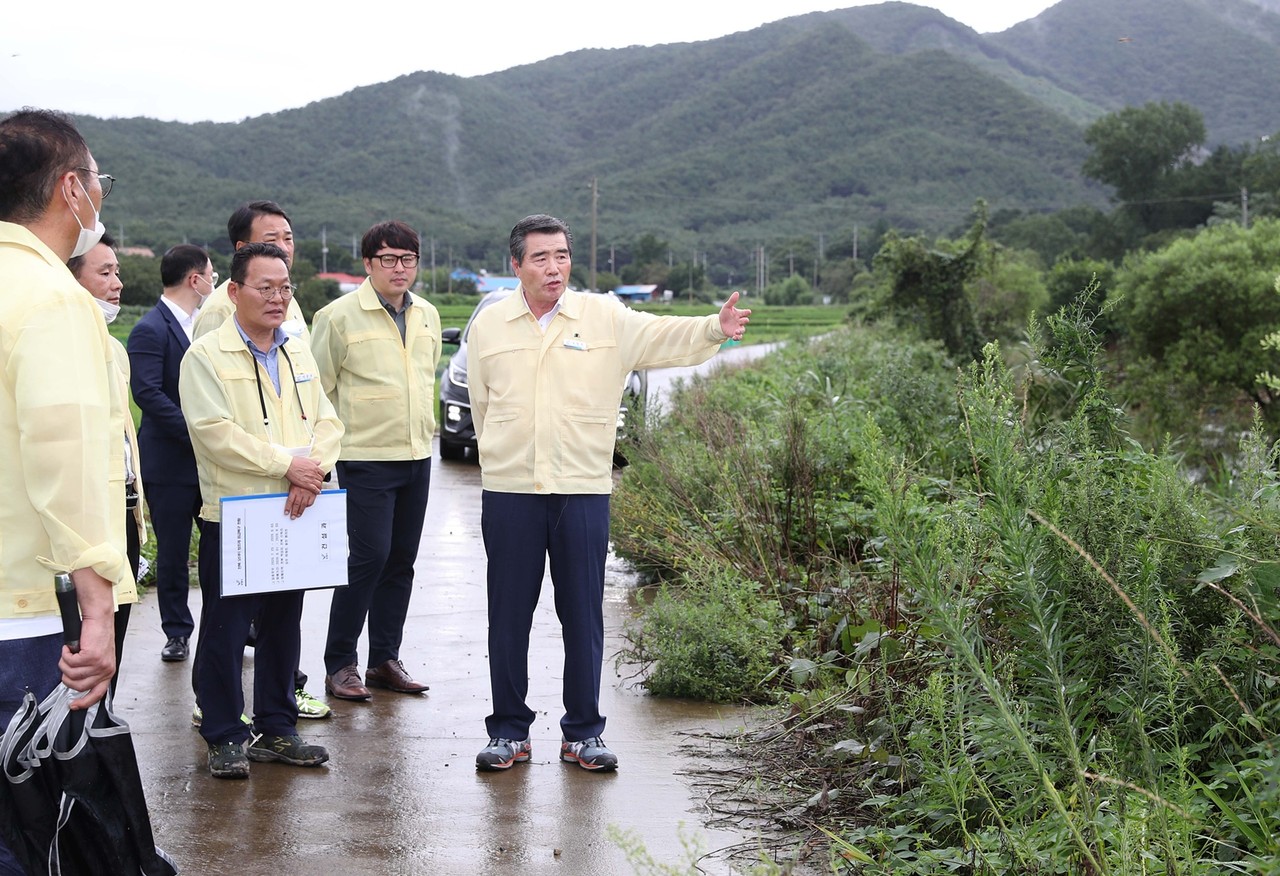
66 176 105 259
95 297 121 324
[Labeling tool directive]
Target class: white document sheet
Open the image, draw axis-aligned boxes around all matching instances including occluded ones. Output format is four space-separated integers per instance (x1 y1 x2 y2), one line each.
219 489 348 596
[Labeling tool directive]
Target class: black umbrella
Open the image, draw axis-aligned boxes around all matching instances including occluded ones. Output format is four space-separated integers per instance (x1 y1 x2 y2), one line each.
0 574 178 875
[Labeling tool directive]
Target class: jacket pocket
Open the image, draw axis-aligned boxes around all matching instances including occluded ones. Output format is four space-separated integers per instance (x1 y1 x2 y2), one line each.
556 405 617 480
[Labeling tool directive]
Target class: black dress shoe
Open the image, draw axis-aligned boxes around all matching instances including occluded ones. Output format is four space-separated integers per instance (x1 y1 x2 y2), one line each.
161 636 189 662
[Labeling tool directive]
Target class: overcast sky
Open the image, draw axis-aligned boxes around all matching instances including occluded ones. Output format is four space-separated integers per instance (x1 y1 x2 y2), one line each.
1 0 1058 124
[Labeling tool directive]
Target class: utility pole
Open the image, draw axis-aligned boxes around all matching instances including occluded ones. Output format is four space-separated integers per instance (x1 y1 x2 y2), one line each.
1242 187 1250 230
589 176 598 293
853 224 859 262
321 226 328 274
430 238 436 293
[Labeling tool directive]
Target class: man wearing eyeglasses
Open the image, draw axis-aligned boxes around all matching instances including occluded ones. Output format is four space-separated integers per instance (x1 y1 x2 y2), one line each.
179 242 343 779
0 108 131 867
190 200 329 722
311 221 440 701
127 244 215 665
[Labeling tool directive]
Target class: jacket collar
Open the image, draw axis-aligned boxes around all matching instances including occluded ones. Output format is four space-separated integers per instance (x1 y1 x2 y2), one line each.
355 277 416 313
502 284 579 323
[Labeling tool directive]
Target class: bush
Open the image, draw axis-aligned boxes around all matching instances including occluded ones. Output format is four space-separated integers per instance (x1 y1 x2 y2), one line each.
621 571 783 703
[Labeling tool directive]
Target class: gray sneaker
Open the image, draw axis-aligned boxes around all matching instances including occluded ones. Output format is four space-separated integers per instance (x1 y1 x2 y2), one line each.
246 733 329 767
208 742 249 779
560 736 618 771
476 737 531 771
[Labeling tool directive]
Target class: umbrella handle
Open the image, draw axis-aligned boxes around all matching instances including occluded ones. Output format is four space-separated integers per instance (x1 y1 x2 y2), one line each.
54 572 81 653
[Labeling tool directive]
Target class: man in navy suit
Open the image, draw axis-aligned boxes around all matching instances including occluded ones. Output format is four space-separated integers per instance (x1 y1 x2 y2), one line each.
128 244 215 662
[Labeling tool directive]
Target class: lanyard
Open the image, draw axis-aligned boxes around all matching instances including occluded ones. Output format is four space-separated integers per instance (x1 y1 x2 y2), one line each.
250 343 310 443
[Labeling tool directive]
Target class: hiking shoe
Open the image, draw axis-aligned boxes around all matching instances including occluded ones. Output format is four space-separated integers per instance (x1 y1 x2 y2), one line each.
295 688 331 719
246 733 329 767
191 705 250 729
476 737 531 771
560 736 618 771
208 742 249 779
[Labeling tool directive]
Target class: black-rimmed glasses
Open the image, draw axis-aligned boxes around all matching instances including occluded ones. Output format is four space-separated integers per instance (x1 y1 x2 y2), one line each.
75 167 114 199
374 253 419 269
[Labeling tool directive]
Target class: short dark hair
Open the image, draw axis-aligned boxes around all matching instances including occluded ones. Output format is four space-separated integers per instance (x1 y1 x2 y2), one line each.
230 242 288 284
509 214 572 264
361 220 419 260
0 108 91 224
67 229 117 278
160 243 211 288
226 200 290 247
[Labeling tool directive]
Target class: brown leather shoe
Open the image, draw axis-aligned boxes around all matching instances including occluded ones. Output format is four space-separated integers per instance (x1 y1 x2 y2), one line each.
324 664 372 701
365 659 429 694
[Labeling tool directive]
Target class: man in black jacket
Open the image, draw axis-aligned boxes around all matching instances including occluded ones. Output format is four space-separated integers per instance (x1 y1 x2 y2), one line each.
128 243 213 662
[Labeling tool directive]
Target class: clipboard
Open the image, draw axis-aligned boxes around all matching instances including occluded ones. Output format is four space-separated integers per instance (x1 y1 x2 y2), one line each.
219 489 348 596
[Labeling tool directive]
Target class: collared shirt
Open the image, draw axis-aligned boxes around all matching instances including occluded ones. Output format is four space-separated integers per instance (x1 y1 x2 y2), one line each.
233 318 288 393
376 291 411 344
527 294 562 332
159 294 199 342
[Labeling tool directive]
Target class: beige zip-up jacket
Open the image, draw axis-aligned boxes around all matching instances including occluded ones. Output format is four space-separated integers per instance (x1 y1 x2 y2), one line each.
0 222 128 617
180 318 343 523
310 279 441 461
467 287 726 495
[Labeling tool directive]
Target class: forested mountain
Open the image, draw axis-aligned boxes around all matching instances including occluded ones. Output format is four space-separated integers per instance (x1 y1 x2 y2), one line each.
990 0 1280 146
52 0 1280 265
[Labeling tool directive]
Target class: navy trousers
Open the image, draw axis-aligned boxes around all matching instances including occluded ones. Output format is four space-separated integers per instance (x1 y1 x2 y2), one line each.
144 482 200 639
481 491 609 743
324 459 430 675
194 522 301 745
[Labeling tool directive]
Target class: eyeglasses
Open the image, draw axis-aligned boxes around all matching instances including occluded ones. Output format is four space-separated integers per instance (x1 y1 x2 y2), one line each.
197 271 219 288
240 283 296 301
75 167 114 199
374 253 419 269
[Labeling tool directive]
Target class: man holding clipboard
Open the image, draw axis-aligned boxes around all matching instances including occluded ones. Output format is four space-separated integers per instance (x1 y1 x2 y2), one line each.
179 242 344 779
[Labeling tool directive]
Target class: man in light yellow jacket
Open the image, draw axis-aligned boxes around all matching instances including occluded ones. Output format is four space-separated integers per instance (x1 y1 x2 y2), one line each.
191 199 329 721
468 214 750 773
311 220 440 701
180 242 343 780
0 108 127 870
68 229 145 688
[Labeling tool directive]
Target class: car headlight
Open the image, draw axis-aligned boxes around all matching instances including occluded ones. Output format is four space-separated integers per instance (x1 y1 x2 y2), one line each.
448 356 468 389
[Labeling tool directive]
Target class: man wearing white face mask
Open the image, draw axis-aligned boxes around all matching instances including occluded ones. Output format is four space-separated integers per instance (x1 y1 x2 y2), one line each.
68 230 144 690
127 244 212 666
0 108 131 870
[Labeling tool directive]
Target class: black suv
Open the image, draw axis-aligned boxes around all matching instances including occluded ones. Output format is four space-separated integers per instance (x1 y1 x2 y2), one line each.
438 289 647 462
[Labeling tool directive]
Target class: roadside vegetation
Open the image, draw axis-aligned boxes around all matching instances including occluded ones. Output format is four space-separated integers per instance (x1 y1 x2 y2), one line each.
611 200 1280 871
614 304 1280 873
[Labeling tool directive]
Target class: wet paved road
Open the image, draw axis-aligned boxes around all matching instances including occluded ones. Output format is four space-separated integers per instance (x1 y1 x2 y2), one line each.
113 343 780 876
